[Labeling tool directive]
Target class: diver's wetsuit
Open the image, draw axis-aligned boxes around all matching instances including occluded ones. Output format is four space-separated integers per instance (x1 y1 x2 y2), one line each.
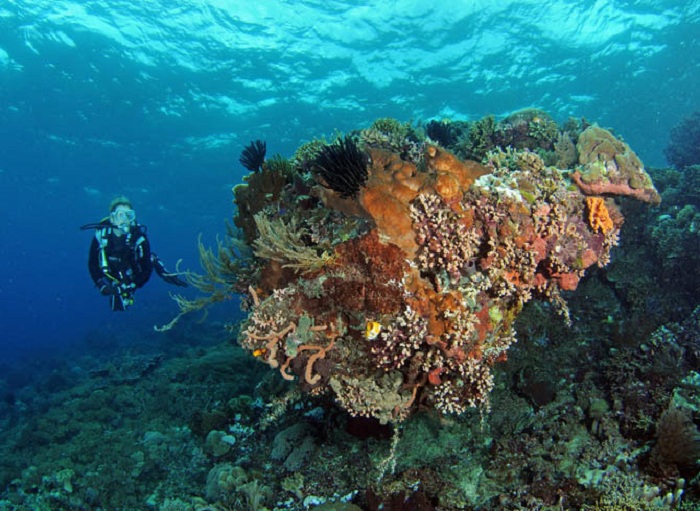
88 220 153 310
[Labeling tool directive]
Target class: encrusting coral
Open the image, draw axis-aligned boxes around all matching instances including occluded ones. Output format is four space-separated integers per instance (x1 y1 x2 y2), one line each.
185 113 659 424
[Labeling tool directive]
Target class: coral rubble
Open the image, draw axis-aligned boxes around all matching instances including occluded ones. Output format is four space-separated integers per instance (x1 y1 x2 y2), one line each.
227 115 658 424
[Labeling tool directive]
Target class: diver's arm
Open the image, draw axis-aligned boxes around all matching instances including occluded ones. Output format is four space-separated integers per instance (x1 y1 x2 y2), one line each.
151 253 188 287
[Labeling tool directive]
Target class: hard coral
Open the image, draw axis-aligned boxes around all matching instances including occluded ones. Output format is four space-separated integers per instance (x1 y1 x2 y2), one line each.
425 144 490 203
359 148 427 255
410 193 479 287
358 145 488 257
494 108 559 152
573 125 660 204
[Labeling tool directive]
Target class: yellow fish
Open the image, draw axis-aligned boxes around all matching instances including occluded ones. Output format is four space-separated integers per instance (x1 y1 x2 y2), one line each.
365 321 382 340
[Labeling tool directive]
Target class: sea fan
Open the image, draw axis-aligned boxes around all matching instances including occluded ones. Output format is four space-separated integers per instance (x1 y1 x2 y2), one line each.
240 140 267 172
312 136 369 199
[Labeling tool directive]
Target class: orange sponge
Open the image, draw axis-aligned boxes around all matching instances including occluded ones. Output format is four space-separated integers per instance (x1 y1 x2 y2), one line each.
585 196 614 233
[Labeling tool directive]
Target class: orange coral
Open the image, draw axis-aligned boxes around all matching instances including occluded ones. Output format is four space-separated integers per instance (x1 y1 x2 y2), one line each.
359 149 426 256
557 272 581 291
425 144 490 205
586 196 614 233
358 145 490 256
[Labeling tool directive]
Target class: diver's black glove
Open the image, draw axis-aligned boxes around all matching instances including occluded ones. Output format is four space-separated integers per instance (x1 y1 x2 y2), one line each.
97 278 120 296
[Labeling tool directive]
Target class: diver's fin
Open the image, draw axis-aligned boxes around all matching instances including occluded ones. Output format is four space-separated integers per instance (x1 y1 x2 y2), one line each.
110 293 126 312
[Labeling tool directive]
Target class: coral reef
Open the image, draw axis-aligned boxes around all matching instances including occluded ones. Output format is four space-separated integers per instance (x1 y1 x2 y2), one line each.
218 114 659 424
4 110 683 511
5 303 700 510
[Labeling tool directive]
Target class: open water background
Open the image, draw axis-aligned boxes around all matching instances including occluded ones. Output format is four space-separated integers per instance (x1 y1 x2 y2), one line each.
0 0 698 369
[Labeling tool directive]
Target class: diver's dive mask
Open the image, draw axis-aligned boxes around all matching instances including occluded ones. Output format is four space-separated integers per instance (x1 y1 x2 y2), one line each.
110 208 136 232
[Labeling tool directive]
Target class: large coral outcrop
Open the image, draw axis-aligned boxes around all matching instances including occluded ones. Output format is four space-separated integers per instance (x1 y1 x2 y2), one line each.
227 115 659 423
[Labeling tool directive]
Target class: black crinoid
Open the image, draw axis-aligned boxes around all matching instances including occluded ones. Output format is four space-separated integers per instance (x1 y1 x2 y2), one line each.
312 136 370 199
425 119 456 148
239 139 267 172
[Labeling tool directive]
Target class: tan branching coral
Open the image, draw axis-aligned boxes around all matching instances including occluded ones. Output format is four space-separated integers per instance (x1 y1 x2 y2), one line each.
155 235 250 331
252 213 333 273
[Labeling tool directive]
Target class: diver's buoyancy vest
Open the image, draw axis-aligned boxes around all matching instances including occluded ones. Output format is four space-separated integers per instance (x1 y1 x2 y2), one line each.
95 224 147 278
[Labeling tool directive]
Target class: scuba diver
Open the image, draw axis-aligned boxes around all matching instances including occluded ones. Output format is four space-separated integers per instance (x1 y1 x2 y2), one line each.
81 196 188 311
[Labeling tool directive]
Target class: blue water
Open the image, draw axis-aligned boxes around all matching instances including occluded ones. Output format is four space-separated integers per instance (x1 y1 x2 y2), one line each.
0 0 698 368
